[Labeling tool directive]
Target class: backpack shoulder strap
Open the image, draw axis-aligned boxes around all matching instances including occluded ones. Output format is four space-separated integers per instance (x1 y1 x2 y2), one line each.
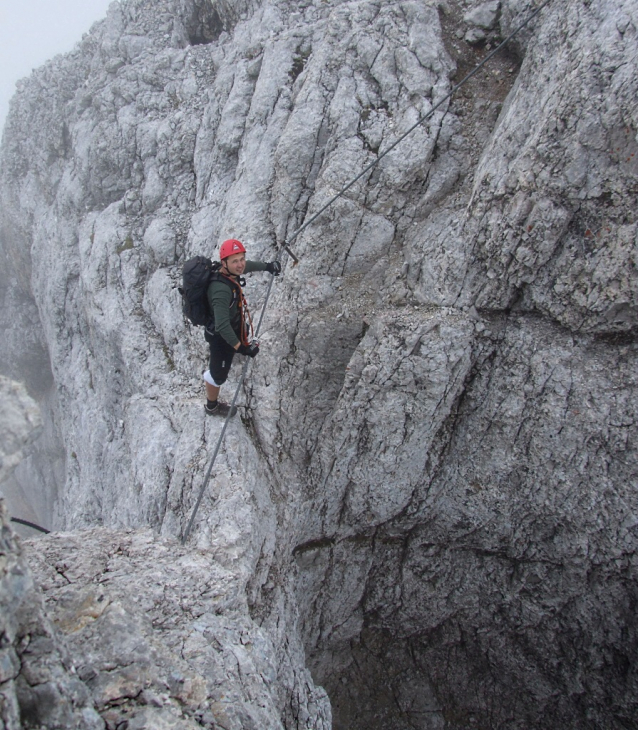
209 270 244 292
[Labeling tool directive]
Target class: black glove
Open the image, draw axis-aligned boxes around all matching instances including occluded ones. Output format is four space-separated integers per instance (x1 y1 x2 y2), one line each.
238 340 260 358
265 261 282 276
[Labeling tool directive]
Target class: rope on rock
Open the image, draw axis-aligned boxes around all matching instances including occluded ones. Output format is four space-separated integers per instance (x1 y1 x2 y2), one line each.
180 0 553 544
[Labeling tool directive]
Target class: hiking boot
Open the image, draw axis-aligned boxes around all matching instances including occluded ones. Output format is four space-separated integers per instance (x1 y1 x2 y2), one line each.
205 399 237 417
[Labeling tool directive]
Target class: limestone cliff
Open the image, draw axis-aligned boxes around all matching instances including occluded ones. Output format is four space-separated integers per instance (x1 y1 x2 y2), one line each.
0 0 637 728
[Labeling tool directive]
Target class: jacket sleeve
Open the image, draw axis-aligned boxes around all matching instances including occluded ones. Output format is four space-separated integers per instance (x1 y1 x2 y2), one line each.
208 282 240 348
245 260 267 273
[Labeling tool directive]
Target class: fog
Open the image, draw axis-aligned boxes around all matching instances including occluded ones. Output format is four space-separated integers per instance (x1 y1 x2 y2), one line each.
0 0 114 135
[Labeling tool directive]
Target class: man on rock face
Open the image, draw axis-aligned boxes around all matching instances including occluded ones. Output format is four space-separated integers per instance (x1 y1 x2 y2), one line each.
203 238 281 416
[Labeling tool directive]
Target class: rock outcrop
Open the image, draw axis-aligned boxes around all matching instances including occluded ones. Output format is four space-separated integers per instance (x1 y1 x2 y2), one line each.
0 379 328 729
0 380 101 729
23 527 330 730
0 500 104 730
0 376 42 485
1 0 637 728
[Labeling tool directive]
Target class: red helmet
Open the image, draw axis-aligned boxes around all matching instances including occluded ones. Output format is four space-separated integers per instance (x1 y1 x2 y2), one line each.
219 238 246 260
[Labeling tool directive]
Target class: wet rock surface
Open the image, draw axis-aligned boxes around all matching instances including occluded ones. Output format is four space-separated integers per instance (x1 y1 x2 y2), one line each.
1 0 637 728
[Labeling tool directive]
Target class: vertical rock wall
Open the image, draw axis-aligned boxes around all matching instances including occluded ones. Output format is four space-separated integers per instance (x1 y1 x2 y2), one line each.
1 0 637 728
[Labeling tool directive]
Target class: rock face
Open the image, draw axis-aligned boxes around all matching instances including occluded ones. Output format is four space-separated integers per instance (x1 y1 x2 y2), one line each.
0 376 42 486
0 501 104 730
1 0 637 728
0 378 328 730
23 527 330 730
0 380 101 730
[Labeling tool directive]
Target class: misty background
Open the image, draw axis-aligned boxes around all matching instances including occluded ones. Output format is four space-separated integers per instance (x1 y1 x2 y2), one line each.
0 0 114 135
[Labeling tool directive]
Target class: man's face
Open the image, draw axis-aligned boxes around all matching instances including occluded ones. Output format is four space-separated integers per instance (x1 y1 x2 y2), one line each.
223 252 246 276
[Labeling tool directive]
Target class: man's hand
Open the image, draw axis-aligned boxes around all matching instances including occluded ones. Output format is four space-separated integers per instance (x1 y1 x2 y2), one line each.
265 261 282 276
238 340 260 357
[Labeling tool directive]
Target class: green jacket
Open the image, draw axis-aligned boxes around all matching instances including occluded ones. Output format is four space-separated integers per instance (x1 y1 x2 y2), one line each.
207 260 267 347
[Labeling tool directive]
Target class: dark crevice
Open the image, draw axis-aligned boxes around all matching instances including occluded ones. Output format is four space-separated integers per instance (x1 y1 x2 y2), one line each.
292 536 336 556
289 43 312 84
186 1 224 46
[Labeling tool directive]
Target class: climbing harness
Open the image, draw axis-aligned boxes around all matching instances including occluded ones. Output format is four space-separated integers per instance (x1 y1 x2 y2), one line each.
210 269 255 346
181 0 554 544
235 278 255 347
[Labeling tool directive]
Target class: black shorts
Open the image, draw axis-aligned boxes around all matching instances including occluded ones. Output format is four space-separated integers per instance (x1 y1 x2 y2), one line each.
205 331 236 386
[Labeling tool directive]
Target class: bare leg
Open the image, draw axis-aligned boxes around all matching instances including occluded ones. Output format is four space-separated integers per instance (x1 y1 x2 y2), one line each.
205 382 220 402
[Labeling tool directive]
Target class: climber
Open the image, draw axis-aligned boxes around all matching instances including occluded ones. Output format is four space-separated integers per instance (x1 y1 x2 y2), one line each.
203 239 281 416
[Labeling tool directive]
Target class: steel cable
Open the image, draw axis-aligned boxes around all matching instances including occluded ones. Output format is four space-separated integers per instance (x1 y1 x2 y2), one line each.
10 516 50 534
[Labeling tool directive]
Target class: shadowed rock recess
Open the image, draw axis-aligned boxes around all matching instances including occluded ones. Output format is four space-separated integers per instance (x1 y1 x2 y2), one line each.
0 0 636 727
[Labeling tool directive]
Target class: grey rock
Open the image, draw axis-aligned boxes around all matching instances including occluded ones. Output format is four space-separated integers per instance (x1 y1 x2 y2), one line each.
0 376 41 485
143 217 177 265
464 0 501 31
465 26 488 45
24 526 331 730
0 380 103 729
1 0 637 729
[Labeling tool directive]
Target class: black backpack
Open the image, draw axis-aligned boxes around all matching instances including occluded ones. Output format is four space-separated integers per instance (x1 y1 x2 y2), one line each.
179 256 241 328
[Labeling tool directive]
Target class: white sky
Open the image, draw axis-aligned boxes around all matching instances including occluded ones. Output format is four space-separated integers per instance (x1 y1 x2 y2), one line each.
0 0 115 135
